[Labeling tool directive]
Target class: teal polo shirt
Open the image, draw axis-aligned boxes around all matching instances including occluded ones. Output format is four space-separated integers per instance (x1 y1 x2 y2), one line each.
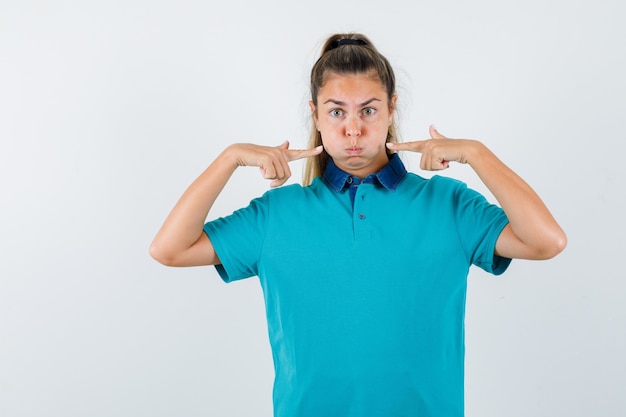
204 154 511 417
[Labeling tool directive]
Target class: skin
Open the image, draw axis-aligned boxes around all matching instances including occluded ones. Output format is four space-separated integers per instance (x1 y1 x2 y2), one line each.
150 72 566 267
310 72 396 178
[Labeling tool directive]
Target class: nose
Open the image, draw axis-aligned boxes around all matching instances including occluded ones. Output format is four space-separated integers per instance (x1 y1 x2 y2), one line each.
345 116 361 137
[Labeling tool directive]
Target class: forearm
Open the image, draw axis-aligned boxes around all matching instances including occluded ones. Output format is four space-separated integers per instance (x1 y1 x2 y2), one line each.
467 142 567 259
149 147 238 265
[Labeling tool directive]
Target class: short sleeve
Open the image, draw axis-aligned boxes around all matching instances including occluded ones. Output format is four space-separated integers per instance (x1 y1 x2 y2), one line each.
452 181 512 275
203 194 270 283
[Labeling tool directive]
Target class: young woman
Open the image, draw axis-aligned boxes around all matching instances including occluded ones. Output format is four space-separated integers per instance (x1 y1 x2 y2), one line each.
150 33 566 417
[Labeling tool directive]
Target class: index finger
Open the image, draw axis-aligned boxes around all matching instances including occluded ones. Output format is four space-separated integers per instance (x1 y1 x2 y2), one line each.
386 140 427 153
285 145 324 162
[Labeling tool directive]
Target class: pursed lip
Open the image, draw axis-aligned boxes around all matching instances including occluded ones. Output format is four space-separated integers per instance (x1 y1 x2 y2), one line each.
345 147 363 155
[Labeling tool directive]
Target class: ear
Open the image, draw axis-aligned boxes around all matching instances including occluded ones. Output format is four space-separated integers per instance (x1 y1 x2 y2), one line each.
389 95 397 123
309 101 319 130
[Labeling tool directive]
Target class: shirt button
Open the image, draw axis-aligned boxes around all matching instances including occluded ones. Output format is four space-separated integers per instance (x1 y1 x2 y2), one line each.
358 213 366 220
346 176 353 184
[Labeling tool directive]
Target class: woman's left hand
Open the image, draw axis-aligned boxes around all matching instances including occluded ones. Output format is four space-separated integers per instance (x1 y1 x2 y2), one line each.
386 125 477 171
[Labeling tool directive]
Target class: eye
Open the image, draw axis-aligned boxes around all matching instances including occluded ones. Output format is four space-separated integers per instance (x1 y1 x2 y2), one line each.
362 107 376 116
330 109 344 117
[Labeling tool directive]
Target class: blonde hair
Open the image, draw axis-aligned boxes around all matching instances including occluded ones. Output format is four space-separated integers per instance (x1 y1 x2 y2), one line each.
303 33 399 186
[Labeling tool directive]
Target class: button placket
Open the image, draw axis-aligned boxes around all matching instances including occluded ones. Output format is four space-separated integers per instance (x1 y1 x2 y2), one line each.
353 184 372 240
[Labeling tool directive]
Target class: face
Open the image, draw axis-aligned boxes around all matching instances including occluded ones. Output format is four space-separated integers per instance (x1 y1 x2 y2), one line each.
310 71 396 178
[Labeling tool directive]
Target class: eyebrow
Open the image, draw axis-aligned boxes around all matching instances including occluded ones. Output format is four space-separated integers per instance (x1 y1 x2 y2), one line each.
322 98 382 107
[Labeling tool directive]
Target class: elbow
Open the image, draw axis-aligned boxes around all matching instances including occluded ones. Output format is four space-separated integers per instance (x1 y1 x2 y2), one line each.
149 241 178 267
552 231 568 258
149 233 213 267
555 230 568 255
537 229 568 260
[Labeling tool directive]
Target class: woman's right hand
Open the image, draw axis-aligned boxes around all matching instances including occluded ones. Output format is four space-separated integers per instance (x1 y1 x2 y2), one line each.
228 141 323 187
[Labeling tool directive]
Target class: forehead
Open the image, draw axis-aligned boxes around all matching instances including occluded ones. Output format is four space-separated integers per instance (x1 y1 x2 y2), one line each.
318 71 387 104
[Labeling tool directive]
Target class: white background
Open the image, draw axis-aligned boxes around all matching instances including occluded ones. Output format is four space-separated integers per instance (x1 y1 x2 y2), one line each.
1 0 624 416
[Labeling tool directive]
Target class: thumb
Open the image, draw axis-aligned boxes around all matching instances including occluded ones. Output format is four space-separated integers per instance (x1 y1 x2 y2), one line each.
277 140 290 149
429 124 446 139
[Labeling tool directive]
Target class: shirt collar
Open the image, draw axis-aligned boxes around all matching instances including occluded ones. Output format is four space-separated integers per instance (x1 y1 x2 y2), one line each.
322 153 407 192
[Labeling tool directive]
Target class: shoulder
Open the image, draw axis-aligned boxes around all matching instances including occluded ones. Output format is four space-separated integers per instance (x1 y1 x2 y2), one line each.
265 180 319 197
398 173 498 216
260 178 330 203
399 172 468 196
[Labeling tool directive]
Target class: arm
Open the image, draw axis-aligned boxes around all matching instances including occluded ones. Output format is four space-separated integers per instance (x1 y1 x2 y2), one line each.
387 126 567 260
149 141 323 267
